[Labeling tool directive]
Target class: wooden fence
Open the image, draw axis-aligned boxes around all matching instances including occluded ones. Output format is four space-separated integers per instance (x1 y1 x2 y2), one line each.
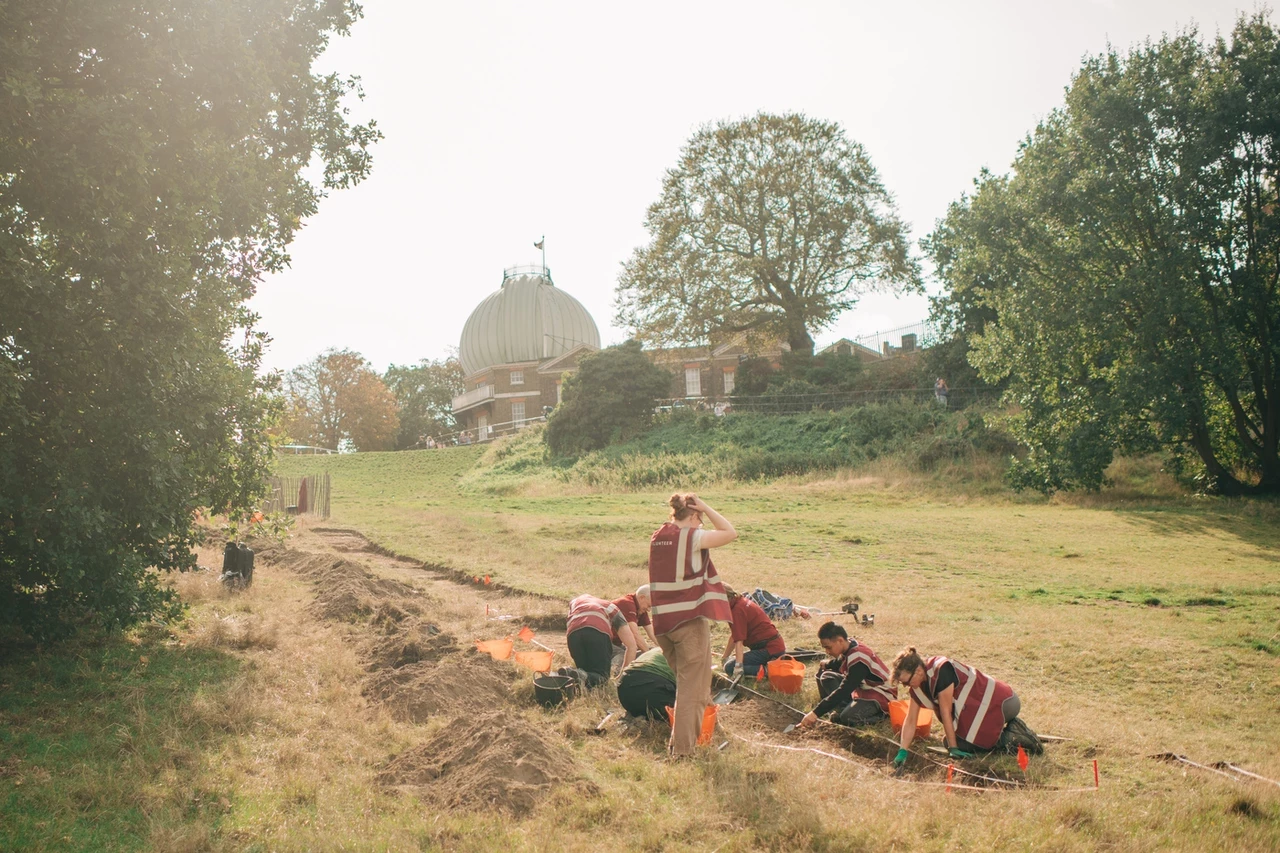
263 473 331 519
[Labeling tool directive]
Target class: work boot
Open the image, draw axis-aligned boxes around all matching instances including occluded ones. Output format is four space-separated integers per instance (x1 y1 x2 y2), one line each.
997 717 1043 755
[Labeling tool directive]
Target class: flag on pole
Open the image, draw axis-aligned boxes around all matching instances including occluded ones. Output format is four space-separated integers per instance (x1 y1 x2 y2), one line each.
533 239 544 250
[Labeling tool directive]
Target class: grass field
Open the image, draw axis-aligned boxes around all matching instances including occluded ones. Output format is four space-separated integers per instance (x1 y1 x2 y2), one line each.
3 421 1279 851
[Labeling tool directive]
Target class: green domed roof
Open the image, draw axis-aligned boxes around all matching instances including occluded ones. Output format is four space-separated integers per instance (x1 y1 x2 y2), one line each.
459 268 601 375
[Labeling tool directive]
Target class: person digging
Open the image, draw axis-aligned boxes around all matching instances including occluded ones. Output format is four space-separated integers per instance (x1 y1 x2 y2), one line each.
797 621 895 730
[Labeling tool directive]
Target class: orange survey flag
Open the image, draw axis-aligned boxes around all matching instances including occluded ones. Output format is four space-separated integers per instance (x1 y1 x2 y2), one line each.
475 638 513 661
756 666 765 683
517 626 535 643
484 575 492 585
1017 745 1029 772
514 650 553 672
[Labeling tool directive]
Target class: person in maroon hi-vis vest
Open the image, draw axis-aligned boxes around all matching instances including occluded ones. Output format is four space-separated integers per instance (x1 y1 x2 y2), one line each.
648 493 736 757
719 584 786 678
888 646 1041 769
798 620 895 729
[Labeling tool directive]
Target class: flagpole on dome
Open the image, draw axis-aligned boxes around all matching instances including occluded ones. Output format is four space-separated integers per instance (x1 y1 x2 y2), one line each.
534 235 545 275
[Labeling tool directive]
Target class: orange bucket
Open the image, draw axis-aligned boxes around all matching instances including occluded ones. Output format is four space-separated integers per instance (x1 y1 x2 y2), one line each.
766 655 806 694
888 699 933 739
475 638 513 661
514 650 553 672
665 704 718 746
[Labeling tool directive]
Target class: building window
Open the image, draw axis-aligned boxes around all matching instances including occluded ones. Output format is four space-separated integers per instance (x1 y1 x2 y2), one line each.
685 367 702 397
722 369 735 394
511 402 526 425
510 370 524 385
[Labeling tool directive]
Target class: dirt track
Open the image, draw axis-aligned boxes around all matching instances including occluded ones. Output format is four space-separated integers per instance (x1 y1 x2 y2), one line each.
259 526 579 814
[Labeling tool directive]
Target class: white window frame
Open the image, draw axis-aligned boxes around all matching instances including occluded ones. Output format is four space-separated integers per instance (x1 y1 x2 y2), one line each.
722 369 735 394
511 401 526 425
510 369 524 385
685 367 702 397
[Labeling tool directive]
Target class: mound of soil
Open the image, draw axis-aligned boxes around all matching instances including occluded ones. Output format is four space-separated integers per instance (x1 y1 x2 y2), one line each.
368 623 458 671
364 651 514 722
377 711 578 814
283 553 425 622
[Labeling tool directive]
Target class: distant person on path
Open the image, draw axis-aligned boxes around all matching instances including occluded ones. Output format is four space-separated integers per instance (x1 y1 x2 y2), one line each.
935 377 950 407
720 584 786 678
616 648 677 720
798 621 894 729
889 647 1041 769
611 585 656 673
563 594 634 688
648 493 736 757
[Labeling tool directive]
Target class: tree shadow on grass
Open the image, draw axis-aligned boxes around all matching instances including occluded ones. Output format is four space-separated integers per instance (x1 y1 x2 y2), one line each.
0 627 246 852
1099 498 1280 556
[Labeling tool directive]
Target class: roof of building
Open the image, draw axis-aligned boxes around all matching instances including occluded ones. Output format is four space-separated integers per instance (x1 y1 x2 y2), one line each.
459 268 601 376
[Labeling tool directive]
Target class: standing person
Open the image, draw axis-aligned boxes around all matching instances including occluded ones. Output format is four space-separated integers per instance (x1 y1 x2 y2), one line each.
648 493 736 757
798 622 894 729
720 584 786 678
616 648 677 720
889 647 1041 769
934 377 950 407
564 594 633 688
611 585 656 672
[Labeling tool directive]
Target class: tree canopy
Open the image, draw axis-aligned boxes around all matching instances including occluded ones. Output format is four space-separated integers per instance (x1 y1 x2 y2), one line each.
616 112 920 355
929 14 1280 494
384 356 464 449
545 341 672 456
285 349 399 452
0 0 378 639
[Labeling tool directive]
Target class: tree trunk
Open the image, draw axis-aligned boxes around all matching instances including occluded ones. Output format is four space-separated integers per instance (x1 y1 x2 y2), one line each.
1187 417 1249 495
785 323 815 357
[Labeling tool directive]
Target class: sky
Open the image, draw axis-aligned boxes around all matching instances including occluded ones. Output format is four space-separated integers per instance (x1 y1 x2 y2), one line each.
249 0 1255 374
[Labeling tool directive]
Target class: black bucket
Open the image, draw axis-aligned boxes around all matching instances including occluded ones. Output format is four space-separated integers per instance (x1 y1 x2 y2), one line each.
533 673 577 708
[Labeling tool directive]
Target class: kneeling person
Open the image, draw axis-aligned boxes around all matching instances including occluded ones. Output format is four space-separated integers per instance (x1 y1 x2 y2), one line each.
721 584 786 677
566 594 634 688
616 648 677 720
798 621 894 729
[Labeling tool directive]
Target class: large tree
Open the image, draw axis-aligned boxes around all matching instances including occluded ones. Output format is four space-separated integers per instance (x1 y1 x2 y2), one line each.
384 356 465 449
0 1 378 639
545 341 672 456
616 112 920 355
285 349 399 452
930 15 1280 494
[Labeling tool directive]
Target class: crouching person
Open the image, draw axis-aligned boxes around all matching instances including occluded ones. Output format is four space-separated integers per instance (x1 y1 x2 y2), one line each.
616 648 677 720
611 584 656 673
565 594 634 688
720 584 786 678
798 621 894 729
889 646 1041 768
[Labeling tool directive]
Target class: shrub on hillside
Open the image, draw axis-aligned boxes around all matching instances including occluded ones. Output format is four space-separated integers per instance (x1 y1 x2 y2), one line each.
545 341 671 456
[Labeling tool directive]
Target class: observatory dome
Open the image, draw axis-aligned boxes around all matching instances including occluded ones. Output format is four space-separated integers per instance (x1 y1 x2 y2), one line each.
458 267 601 375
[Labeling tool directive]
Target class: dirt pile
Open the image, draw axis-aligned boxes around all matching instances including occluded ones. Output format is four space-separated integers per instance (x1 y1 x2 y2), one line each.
377 711 579 814
365 651 514 722
280 552 427 622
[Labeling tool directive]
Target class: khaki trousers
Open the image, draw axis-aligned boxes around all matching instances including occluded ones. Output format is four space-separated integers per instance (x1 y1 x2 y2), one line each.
656 617 713 756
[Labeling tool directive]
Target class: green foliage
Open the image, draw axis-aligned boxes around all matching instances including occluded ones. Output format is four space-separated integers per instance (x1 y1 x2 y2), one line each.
0 1 378 640
616 112 921 355
544 341 672 456
929 14 1280 494
548 401 1014 489
384 356 464 449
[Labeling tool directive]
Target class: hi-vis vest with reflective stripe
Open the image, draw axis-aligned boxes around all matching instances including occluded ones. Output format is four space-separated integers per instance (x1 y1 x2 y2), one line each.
910 655 1014 750
648 523 731 635
566 594 618 637
843 642 896 711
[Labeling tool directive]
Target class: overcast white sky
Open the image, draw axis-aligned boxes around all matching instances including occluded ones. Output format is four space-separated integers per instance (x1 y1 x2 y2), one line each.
249 0 1254 374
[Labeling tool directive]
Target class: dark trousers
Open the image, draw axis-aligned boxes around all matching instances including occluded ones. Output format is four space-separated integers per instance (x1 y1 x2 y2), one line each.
723 647 781 677
816 669 886 727
617 670 676 720
567 627 613 688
